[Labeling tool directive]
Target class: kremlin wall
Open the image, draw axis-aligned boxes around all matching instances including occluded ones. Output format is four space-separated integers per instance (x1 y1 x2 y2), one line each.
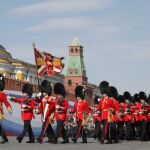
0 37 99 106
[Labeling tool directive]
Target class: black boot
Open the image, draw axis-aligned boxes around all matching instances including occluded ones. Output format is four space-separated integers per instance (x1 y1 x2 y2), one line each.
16 137 22 143
61 139 69 144
26 139 35 143
71 138 77 143
105 140 112 144
52 137 57 144
36 138 42 144
0 139 8 144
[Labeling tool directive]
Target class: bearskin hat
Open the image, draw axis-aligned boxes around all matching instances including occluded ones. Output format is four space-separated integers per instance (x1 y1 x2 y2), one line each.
118 95 125 103
123 91 132 101
75 85 85 100
133 93 139 103
94 95 100 104
22 83 33 97
41 80 52 96
99 81 111 96
54 82 66 97
110 86 118 100
139 91 147 100
0 74 5 91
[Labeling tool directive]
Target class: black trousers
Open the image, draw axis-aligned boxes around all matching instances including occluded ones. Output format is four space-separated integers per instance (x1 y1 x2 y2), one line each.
111 122 118 142
18 120 34 141
140 120 149 141
39 117 55 140
94 120 101 140
118 121 124 140
74 119 87 142
135 121 141 139
55 120 68 141
125 121 133 141
101 120 115 143
0 123 8 142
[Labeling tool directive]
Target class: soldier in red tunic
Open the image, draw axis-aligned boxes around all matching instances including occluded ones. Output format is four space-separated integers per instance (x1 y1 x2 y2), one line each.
123 91 135 141
138 91 149 141
11 83 35 143
71 85 92 143
93 96 101 141
53 82 69 144
0 74 13 144
97 81 115 144
118 95 125 140
133 93 141 140
36 80 55 143
110 86 120 143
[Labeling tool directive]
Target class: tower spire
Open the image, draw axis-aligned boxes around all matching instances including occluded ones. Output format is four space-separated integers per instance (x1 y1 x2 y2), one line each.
71 36 80 46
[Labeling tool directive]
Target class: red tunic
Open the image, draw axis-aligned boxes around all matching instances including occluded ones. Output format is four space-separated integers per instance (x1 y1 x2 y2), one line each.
13 97 35 121
39 96 55 121
139 103 149 121
134 103 141 121
71 100 92 121
0 92 12 117
97 97 115 120
112 99 120 122
55 97 68 121
124 103 135 123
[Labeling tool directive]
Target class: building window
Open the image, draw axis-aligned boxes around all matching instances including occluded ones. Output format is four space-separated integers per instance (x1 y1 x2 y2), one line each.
68 80 72 86
71 48 73 53
74 68 78 74
76 48 78 52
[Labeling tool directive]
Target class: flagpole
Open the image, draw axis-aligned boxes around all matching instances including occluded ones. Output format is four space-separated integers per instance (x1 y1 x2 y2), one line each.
32 42 40 92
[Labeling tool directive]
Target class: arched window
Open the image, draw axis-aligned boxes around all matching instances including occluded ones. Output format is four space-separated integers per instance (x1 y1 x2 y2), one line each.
71 48 73 53
68 80 72 86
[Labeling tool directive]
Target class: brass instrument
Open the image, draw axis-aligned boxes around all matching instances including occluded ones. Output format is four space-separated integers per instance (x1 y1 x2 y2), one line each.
108 108 114 123
49 112 55 124
0 104 4 121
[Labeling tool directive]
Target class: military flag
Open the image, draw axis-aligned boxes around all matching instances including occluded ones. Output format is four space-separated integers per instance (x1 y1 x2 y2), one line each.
33 45 64 76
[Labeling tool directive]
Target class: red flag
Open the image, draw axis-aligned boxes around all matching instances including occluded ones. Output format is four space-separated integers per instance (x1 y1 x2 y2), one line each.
34 47 64 76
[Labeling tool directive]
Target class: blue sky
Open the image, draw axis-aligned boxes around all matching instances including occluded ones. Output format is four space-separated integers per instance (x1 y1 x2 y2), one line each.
0 0 150 94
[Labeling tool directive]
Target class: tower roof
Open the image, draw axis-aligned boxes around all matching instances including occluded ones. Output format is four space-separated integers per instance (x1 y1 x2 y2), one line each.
71 36 80 46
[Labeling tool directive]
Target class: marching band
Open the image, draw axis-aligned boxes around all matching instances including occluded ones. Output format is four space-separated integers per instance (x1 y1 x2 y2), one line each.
0 73 150 144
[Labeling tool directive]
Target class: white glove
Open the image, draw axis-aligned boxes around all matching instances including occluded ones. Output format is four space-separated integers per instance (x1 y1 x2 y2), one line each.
36 92 42 98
